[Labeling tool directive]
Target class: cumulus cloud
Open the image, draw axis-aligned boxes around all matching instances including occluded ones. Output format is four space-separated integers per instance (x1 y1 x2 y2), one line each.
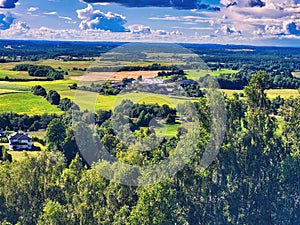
0 24 186 43
0 0 18 8
262 21 300 36
0 12 14 30
77 4 128 32
81 0 220 11
193 0 300 41
216 24 242 35
127 24 182 37
3 21 30 35
128 24 151 35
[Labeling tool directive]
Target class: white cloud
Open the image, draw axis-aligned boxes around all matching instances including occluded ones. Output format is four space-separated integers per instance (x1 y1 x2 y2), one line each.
28 7 38 12
77 4 128 32
128 24 151 35
43 11 57 15
192 0 300 40
216 24 242 35
58 16 72 21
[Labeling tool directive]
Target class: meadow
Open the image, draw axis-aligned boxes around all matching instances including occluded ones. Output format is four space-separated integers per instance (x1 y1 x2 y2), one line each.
61 90 190 111
186 69 239 80
7 150 42 162
155 123 181 137
0 92 62 115
222 89 299 99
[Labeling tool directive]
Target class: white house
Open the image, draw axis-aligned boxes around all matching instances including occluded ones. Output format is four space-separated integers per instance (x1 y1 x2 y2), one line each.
8 132 33 150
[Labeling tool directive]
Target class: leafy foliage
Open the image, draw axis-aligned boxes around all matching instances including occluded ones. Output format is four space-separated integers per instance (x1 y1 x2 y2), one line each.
0 71 299 224
31 85 47 97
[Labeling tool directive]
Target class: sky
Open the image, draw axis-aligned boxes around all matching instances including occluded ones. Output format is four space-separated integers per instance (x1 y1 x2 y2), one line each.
0 0 300 46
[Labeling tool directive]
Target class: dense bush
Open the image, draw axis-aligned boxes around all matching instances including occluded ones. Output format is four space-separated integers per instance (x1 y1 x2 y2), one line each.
46 90 60 105
31 85 47 97
13 64 64 80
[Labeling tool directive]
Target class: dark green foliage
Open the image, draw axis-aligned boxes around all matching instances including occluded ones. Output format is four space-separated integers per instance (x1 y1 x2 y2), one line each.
31 85 47 97
47 71 64 80
58 98 73 111
13 64 64 80
0 112 57 131
129 103 177 128
45 118 66 151
68 83 78 89
0 146 12 162
46 90 60 105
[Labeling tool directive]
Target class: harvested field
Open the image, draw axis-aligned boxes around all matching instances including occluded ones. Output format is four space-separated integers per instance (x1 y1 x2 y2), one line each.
69 70 161 81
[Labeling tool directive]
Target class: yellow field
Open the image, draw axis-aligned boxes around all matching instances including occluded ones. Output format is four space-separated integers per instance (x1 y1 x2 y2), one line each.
61 90 190 111
292 71 300 78
69 70 162 81
222 89 299 99
27 131 46 139
7 150 41 162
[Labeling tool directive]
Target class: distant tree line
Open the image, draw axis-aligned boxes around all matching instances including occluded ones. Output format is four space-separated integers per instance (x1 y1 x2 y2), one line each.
88 64 180 72
71 82 123 95
215 72 300 89
13 64 64 80
0 112 58 132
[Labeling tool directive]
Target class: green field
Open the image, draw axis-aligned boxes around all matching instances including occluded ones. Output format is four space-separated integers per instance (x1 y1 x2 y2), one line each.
186 69 239 80
0 69 49 80
0 92 62 115
0 81 31 91
155 123 181 137
7 150 41 162
11 80 77 91
27 130 46 139
222 89 299 99
61 90 191 111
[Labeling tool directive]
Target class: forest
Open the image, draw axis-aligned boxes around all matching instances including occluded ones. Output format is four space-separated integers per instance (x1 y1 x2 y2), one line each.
0 71 299 224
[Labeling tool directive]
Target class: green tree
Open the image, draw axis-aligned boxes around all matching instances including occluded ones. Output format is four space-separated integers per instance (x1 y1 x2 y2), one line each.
31 85 47 97
58 98 73 111
46 118 66 151
37 200 70 225
46 90 60 105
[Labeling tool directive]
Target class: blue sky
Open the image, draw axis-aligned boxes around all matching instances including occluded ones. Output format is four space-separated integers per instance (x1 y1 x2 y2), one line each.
0 0 300 46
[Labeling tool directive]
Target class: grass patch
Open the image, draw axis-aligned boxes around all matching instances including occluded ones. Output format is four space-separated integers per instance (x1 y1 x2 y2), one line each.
155 123 180 137
0 92 62 115
61 90 191 111
266 89 299 99
0 69 44 80
12 80 77 91
0 81 31 91
222 89 299 99
27 130 46 139
7 150 41 162
186 69 239 80
0 89 26 94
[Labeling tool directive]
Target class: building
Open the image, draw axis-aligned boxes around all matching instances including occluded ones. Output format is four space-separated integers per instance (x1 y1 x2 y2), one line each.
8 132 33 150
141 78 164 85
